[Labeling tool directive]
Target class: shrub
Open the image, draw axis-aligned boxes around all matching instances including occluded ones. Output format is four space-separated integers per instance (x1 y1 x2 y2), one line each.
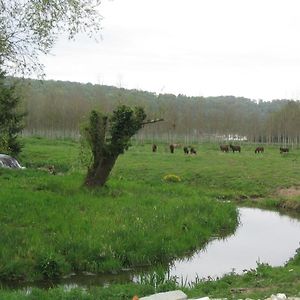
163 174 181 183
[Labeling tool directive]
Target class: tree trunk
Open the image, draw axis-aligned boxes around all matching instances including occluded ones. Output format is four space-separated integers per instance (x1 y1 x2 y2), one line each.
84 156 118 187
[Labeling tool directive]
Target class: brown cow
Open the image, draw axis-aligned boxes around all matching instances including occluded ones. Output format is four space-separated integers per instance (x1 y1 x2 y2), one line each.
169 144 175 153
255 147 264 154
220 145 229 152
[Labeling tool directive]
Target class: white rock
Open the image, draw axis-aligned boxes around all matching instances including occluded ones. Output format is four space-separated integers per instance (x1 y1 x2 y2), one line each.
140 290 187 300
271 294 287 300
0 154 24 169
191 297 210 300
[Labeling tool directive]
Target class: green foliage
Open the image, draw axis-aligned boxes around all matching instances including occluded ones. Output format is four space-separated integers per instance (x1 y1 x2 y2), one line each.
81 110 108 168
1 0 102 75
0 66 24 156
109 105 147 155
81 105 146 167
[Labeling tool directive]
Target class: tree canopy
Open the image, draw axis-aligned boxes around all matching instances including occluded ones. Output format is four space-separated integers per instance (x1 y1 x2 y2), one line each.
0 0 102 75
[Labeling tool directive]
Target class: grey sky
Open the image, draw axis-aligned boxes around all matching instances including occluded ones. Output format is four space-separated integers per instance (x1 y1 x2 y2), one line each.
39 0 300 101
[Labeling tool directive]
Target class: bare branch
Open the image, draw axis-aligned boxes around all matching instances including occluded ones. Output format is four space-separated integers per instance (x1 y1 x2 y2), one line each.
142 118 164 126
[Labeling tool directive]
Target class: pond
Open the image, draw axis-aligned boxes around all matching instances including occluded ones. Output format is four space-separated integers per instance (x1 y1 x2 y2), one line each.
2 207 300 289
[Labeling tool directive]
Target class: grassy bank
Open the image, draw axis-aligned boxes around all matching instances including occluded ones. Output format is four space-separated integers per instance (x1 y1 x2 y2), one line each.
1 138 300 299
0 138 237 282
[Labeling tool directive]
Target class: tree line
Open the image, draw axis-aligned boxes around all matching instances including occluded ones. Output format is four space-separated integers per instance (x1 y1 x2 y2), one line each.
15 78 300 145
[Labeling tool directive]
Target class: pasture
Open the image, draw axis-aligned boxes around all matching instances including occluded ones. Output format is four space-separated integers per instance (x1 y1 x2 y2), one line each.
0 138 300 299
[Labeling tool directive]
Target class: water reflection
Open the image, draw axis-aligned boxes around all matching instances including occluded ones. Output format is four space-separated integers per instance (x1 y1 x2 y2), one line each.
0 271 138 290
169 207 300 282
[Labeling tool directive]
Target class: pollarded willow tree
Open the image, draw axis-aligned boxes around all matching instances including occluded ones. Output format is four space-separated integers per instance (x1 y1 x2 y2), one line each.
81 105 163 187
0 0 102 75
82 105 147 187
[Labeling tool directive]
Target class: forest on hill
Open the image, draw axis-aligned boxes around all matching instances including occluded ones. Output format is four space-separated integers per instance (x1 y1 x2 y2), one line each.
16 78 300 145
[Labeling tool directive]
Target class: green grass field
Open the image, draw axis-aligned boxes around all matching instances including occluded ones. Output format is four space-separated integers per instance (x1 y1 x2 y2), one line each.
0 138 300 299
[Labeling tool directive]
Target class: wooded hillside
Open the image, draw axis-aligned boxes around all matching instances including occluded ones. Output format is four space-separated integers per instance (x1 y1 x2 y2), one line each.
16 78 300 145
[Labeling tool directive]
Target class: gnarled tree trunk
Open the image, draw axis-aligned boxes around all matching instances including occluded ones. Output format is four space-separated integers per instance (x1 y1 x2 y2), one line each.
84 155 117 187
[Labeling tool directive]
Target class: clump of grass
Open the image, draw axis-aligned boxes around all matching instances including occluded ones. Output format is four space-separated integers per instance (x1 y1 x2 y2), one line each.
138 267 178 293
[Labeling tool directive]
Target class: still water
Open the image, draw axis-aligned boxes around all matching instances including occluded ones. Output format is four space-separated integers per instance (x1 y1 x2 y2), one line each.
2 207 300 289
169 207 300 282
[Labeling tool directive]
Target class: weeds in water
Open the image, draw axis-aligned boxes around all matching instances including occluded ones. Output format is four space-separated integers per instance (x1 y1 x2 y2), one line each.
138 267 178 292
37 253 64 279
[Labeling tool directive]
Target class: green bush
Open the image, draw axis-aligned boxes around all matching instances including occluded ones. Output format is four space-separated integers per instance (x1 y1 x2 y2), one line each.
163 174 181 183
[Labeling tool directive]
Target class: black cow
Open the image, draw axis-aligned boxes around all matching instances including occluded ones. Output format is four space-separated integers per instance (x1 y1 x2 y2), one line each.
229 144 241 153
280 147 289 154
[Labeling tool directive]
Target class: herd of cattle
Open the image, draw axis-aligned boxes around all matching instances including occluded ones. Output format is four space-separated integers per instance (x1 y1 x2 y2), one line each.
151 144 290 154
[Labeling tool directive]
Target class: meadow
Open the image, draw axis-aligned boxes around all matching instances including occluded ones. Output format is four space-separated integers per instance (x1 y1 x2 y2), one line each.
0 138 300 299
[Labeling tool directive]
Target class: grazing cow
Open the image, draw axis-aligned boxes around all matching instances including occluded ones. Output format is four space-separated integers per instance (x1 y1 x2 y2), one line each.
169 144 175 153
229 144 241 153
280 147 289 154
255 147 264 154
183 146 189 154
152 144 157 152
190 147 197 155
220 145 229 152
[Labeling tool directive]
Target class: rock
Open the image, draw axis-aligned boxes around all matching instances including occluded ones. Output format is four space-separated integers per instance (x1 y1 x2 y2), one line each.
271 294 287 300
140 290 187 300
0 154 24 169
191 297 210 300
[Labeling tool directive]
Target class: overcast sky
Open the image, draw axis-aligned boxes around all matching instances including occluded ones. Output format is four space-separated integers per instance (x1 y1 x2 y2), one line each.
38 0 300 101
